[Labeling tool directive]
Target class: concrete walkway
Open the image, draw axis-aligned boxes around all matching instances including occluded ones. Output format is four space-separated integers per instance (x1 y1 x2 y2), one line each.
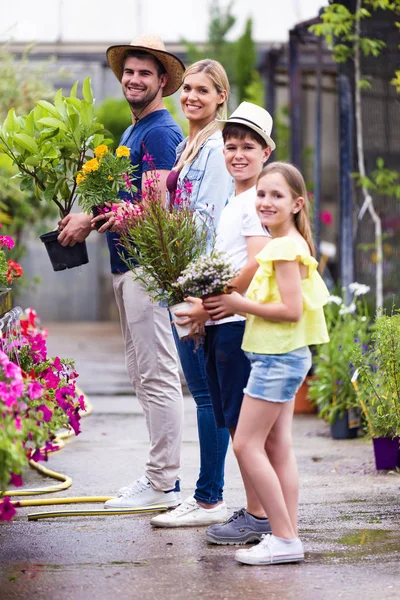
0 322 399 600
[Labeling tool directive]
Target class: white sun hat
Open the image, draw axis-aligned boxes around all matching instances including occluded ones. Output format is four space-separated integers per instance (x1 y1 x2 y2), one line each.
217 101 276 150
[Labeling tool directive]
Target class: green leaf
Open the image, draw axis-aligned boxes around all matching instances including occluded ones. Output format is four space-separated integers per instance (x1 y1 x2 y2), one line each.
70 81 79 98
36 100 61 119
39 127 60 142
38 117 68 132
24 156 40 167
82 77 94 104
13 133 39 154
3 108 19 134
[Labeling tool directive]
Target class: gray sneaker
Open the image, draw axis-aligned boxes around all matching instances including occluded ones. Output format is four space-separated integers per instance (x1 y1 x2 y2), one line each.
206 508 271 545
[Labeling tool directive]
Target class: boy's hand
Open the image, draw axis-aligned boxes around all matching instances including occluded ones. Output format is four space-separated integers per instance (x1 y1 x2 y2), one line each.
203 291 244 321
173 297 208 336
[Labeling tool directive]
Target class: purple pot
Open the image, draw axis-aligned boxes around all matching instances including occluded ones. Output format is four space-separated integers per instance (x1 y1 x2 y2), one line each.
372 437 400 470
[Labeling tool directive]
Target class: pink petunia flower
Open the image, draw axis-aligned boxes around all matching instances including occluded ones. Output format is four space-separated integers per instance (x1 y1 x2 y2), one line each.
320 211 333 225
10 473 23 487
0 496 17 521
37 404 53 422
28 381 44 400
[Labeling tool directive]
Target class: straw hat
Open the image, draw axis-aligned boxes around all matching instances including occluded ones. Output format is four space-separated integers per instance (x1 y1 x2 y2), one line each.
217 101 276 150
106 34 185 97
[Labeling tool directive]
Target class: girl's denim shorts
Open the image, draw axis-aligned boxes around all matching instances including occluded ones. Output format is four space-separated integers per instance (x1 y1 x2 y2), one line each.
244 346 312 403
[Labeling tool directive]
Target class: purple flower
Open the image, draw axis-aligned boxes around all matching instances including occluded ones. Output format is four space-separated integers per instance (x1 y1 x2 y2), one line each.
0 497 17 521
37 404 53 422
10 473 23 487
30 448 46 462
68 409 81 436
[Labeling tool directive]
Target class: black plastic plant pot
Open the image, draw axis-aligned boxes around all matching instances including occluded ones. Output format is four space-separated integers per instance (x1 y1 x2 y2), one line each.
39 230 89 272
92 205 106 231
330 411 358 440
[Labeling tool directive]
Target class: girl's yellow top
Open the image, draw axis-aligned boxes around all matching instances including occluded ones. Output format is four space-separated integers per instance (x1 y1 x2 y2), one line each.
242 237 330 354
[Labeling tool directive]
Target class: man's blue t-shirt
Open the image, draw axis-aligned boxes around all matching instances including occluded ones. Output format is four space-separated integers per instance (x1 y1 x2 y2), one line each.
106 109 183 274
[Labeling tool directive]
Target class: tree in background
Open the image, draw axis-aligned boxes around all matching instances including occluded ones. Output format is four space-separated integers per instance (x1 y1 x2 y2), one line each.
311 0 400 309
235 18 257 103
182 1 263 108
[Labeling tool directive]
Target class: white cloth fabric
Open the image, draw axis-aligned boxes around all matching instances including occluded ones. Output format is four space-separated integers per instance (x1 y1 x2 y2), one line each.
112 271 184 490
206 186 268 326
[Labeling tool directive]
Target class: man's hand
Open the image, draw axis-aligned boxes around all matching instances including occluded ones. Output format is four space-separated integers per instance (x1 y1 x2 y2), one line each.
58 213 92 247
173 297 209 336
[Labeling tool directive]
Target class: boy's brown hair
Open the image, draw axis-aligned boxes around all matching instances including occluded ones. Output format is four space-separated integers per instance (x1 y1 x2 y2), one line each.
222 123 268 149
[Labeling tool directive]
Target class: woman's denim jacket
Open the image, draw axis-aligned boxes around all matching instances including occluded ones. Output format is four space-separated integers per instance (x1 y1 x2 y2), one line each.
169 130 234 245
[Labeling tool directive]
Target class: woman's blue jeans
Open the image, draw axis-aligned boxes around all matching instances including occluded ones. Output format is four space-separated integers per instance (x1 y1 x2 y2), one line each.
172 327 230 504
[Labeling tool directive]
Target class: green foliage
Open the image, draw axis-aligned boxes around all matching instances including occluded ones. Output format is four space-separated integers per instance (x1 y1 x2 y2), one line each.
353 157 400 199
0 78 110 218
352 310 400 437
235 18 257 103
274 105 290 162
181 1 260 106
243 71 265 106
308 284 371 424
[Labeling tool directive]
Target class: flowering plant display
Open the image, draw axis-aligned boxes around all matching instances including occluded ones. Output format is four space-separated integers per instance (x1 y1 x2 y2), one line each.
0 226 23 288
116 164 211 305
174 251 239 299
352 311 400 439
308 282 371 425
75 144 137 214
0 308 85 520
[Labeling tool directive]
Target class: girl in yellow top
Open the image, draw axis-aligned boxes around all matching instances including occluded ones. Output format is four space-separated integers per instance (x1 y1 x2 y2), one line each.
203 162 329 566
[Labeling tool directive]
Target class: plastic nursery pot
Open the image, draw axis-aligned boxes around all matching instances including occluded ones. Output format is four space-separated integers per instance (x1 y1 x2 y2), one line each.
91 205 107 231
39 230 89 272
294 376 317 414
169 301 193 339
330 411 358 440
372 437 400 471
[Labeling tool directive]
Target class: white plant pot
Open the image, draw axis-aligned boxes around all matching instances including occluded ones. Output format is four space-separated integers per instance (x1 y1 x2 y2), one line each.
169 301 193 339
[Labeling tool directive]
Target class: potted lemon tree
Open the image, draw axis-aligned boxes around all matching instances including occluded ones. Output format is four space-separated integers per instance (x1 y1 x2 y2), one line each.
0 78 110 271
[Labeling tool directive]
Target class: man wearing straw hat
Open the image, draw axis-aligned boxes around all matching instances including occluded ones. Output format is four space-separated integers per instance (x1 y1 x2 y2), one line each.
58 35 185 510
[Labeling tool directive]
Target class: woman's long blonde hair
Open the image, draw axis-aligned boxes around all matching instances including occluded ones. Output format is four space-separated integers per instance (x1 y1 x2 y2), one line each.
174 59 230 171
258 162 316 257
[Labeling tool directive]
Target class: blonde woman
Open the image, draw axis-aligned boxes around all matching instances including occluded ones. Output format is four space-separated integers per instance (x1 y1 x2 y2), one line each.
151 59 234 528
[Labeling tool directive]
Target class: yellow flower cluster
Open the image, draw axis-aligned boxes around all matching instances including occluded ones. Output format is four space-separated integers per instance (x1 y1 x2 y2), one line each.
82 158 100 173
76 172 86 185
94 144 109 158
116 146 130 158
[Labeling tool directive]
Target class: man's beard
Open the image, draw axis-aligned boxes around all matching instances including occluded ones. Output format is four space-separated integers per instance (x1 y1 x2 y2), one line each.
125 86 159 111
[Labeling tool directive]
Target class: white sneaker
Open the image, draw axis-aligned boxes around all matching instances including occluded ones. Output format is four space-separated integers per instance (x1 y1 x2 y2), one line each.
104 475 181 509
235 534 304 566
150 496 227 527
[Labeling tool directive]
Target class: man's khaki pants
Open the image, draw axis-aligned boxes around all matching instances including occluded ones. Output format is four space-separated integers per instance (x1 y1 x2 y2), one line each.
112 271 184 491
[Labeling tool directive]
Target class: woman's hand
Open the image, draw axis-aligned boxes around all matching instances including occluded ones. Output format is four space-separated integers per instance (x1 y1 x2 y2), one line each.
203 291 245 321
91 203 116 233
173 297 209 336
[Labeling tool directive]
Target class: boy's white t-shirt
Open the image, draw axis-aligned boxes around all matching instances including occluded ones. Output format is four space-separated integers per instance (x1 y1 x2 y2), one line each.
206 186 268 326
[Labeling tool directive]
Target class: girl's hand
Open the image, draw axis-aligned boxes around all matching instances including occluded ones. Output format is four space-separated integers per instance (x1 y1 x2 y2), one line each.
173 297 208 336
203 291 244 321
